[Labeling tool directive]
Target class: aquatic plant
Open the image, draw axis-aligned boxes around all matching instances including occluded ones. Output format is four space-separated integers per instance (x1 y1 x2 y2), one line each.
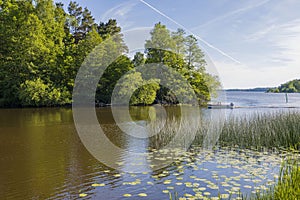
274 161 300 199
209 111 300 150
168 158 300 199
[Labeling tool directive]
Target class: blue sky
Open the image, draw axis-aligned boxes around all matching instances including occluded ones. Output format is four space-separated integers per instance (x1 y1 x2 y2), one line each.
55 0 300 89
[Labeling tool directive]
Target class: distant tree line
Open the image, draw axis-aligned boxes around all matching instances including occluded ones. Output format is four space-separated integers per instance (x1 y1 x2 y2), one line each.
226 88 269 92
0 0 220 107
268 79 300 93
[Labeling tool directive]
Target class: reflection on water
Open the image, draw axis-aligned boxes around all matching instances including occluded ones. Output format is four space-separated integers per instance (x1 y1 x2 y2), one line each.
74 106 202 173
0 105 297 199
0 108 93 199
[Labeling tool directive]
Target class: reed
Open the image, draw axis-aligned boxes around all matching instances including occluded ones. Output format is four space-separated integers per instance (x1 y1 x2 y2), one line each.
218 111 300 150
252 158 300 200
147 111 300 150
161 111 300 200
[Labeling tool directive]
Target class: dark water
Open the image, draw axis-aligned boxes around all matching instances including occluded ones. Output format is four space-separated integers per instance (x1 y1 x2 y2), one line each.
0 92 300 199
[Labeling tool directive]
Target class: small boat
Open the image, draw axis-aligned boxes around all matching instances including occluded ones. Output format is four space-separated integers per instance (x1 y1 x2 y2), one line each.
207 102 234 109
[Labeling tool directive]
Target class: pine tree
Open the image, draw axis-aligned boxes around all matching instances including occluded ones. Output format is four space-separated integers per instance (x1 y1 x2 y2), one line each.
97 19 121 39
67 1 83 43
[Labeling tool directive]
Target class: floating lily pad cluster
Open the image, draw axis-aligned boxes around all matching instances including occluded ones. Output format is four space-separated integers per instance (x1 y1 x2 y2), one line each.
78 146 300 199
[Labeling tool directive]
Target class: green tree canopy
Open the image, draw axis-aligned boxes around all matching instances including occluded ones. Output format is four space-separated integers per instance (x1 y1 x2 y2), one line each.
268 79 300 93
144 22 220 105
0 1 220 107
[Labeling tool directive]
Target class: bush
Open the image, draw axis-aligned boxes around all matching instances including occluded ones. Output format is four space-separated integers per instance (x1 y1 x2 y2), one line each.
19 78 71 106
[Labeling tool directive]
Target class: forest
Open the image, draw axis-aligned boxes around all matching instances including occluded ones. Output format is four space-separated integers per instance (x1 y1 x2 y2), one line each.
268 79 300 93
0 0 220 107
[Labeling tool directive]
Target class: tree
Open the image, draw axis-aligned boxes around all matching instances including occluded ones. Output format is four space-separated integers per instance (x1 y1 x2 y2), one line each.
184 35 206 71
113 71 160 105
171 28 186 56
131 80 160 105
0 0 220 107
67 1 96 43
35 0 67 85
0 0 50 106
96 55 134 104
79 7 96 36
144 23 193 104
35 0 65 48
268 79 300 93
97 19 128 54
132 52 145 67
143 23 220 105
97 19 121 39
145 22 174 63
19 78 70 106
76 27 102 66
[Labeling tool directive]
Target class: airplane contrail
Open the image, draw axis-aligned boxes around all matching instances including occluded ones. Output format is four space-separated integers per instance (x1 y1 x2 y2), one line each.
139 0 242 64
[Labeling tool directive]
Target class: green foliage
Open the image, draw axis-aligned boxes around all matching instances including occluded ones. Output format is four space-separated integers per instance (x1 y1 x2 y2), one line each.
0 0 50 105
67 1 96 43
187 70 210 103
253 159 300 200
145 22 174 52
97 19 121 39
19 78 70 106
268 79 300 93
131 79 160 106
97 55 134 104
171 28 186 56
132 52 145 67
0 1 220 107
274 160 300 200
76 27 102 65
144 22 220 105
114 72 160 105
184 35 206 70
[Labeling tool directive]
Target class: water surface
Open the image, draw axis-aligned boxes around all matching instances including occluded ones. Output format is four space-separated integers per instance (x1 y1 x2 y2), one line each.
1 92 300 199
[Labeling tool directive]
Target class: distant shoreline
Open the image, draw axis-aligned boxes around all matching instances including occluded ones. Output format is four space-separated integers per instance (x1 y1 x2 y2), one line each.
225 88 300 93
225 88 269 92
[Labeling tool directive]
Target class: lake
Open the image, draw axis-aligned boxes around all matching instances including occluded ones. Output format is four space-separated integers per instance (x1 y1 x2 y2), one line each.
0 92 300 199
213 91 300 117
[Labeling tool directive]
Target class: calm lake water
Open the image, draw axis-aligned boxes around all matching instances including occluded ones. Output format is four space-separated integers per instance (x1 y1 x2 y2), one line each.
0 92 300 199
216 91 300 117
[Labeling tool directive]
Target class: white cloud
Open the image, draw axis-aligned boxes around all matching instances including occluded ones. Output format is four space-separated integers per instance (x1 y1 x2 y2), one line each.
191 0 271 30
100 1 138 29
270 19 300 64
214 18 300 89
245 25 277 41
213 59 300 89
245 19 300 69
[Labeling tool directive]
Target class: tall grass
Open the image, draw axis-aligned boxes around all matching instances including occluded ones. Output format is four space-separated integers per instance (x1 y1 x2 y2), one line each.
194 111 300 199
253 158 300 200
162 111 300 200
272 160 300 199
148 115 201 150
194 111 300 150
146 111 300 150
